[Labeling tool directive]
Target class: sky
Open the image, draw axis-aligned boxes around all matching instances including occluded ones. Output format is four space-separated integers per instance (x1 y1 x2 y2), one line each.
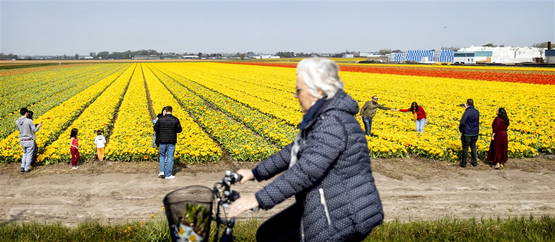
1 0 553 55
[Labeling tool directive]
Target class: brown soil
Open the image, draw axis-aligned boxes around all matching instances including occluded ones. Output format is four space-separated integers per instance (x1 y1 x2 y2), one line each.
1 156 554 226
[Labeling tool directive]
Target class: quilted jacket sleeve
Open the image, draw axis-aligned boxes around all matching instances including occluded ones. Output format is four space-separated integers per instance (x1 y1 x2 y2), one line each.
252 143 293 181
255 116 347 209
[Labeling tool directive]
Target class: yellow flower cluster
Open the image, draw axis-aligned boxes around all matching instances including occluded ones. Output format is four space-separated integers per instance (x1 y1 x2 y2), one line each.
105 64 159 161
151 65 279 161
142 64 221 162
152 63 297 147
37 64 135 163
0 65 128 162
0 64 126 138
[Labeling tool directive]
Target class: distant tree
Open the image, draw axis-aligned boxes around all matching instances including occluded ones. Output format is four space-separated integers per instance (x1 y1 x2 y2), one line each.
240 53 245 60
276 52 295 58
0 53 18 60
198 52 203 58
482 43 497 47
391 49 402 53
75 54 79 60
378 49 392 55
97 51 109 59
89 52 96 59
532 42 549 48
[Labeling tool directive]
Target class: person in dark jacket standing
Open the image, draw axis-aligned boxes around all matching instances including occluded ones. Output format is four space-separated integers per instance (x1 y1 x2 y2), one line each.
154 106 182 179
459 99 480 167
229 58 384 242
487 108 510 169
360 96 393 136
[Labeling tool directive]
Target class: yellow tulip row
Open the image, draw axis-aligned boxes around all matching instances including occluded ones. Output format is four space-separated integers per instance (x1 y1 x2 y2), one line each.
160 63 301 125
0 64 129 162
37 64 136 164
105 64 158 161
142 64 222 163
151 63 297 147
151 65 279 161
0 64 127 138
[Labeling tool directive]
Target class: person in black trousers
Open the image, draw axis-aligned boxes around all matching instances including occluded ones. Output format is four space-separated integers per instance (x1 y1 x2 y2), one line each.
459 99 480 167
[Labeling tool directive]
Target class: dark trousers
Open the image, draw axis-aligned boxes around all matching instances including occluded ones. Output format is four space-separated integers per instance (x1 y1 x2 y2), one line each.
256 203 302 242
461 135 478 166
362 117 373 136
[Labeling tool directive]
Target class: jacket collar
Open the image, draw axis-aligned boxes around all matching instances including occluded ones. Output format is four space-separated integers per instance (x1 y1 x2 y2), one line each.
298 96 328 130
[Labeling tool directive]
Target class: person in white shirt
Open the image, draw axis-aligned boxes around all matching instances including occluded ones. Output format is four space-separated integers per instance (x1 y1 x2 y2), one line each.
94 130 107 161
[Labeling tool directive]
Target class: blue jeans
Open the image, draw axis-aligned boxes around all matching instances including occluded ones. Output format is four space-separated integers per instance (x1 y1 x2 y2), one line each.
416 118 427 133
20 140 34 171
362 117 373 136
159 143 175 177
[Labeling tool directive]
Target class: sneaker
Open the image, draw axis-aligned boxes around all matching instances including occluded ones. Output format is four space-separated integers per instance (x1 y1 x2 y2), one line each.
459 163 466 168
494 163 500 169
158 172 165 178
20 167 25 173
24 168 31 173
471 162 478 167
71 166 77 170
164 175 175 180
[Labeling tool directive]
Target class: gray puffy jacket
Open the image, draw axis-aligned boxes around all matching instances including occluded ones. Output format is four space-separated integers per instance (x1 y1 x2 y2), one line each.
253 90 384 241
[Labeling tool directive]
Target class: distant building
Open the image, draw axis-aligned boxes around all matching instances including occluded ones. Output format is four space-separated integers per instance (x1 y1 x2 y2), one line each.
546 50 555 64
456 46 544 64
251 55 280 59
388 49 454 63
182 55 199 59
453 52 476 64
359 52 373 57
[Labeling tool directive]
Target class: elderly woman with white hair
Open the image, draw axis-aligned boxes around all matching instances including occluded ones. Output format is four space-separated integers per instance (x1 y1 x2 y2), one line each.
229 58 384 242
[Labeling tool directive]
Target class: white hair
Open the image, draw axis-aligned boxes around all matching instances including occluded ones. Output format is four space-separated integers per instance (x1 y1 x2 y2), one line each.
296 58 344 99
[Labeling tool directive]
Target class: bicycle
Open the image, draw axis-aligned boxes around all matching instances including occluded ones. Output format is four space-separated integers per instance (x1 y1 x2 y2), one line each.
163 171 243 242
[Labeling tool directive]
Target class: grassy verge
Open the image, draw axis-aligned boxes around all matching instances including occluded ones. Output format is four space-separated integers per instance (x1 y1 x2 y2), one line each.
1 216 554 241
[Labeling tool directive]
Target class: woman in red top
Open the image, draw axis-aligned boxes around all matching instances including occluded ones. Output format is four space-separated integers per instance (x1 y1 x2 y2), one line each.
398 102 427 134
487 108 510 169
69 128 80 169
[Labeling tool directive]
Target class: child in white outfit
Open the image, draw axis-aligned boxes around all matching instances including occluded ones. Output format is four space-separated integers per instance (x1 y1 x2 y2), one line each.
94 130 106 161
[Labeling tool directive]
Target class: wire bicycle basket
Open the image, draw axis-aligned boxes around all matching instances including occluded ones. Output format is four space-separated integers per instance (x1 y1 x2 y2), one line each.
163 171 243 242
163 185 214 242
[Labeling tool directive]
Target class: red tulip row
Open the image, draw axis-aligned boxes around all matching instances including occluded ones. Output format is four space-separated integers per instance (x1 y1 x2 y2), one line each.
225 62 555 85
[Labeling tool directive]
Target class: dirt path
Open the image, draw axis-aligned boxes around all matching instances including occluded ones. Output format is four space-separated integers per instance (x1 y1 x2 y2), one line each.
1 156 554 226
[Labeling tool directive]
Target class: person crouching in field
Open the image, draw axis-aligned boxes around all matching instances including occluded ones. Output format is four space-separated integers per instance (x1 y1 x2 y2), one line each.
487 108 510 169
398 102 427 134
69 128 80 169
94 130 106 161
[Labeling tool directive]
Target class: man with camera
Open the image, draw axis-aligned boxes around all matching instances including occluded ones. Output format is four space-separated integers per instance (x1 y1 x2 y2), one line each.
459 99 480 167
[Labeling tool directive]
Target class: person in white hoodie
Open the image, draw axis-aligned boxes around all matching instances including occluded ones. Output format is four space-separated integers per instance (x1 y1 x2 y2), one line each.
15 108 41 172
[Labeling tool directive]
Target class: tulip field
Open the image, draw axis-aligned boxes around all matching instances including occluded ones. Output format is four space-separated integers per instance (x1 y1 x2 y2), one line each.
0 62 554 164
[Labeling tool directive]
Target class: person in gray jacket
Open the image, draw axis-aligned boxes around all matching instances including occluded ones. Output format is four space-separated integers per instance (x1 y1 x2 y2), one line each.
15 108 41 172
229 58 384 242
